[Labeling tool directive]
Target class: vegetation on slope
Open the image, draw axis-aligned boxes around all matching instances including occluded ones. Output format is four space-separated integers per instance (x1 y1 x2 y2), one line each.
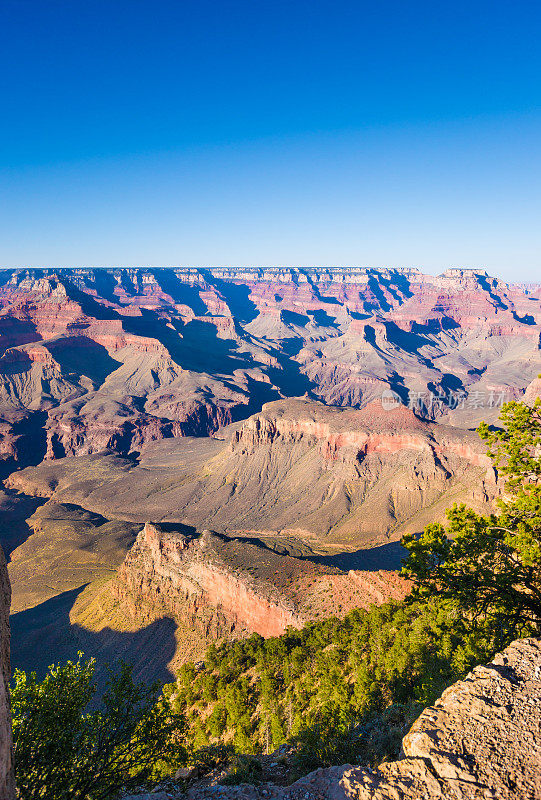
403 397 541 635
166 598 501 774
11 398 541 795
12 656 185 800
165 397 540 775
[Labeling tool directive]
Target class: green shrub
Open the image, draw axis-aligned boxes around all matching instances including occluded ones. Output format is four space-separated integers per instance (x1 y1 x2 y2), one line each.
12 654 186 800
222 754 264 785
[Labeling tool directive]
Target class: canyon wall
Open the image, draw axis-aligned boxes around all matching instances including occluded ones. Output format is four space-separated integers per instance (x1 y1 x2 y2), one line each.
6 398 499 546
0 547 14 800
113 523 304 640
0 266 540 464
113 523 410 646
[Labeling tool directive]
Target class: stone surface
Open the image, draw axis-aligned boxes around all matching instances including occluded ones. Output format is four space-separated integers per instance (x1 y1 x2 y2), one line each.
0 545 14 800
338 637 541 799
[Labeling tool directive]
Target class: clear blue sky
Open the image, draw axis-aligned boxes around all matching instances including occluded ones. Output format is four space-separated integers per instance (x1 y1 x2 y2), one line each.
1 0 540 280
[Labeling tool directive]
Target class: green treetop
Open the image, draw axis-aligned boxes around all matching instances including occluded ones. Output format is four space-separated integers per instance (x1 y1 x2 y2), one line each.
402 395 541 640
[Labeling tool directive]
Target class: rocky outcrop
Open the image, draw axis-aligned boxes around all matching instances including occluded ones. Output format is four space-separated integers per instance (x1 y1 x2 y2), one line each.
0 546 14 800
113 524 304 640
336 637 541 799
524 375 541 405
232 398 493 465
184 637 541 799
112 523 410 646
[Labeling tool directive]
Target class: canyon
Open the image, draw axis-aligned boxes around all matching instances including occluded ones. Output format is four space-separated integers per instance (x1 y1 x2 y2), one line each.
7 398 498 544
1 266 540 465
111 521 410 662
0 266 540 677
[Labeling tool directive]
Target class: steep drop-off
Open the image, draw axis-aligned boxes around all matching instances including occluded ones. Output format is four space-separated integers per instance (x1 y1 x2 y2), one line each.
113 522 409 649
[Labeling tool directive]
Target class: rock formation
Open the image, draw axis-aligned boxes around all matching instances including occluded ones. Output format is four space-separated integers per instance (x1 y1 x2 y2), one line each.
7 398 499 547
336 637 541 799
113 522 410 647
0 266 539 464
183 637 541 799
0 546 14 800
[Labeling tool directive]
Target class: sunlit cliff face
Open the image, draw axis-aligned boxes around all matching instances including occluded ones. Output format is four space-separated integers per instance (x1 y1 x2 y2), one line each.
0 265 539 467
113 523 411 646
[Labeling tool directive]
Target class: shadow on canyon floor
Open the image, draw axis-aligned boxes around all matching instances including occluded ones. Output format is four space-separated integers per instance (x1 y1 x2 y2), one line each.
201 270 259 324
10 586 178 686
46 338 122 386
312 540 407 572
0 493 46 559
0 411 48 482
150 268 209 315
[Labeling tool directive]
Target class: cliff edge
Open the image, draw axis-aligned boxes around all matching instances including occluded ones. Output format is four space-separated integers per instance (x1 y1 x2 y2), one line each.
183 637 541 799
335 636 541 800
112 522 409 655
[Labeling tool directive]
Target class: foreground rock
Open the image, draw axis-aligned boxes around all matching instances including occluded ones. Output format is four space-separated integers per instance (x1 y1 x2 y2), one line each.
338 637 541 799
0 546 14 799
182 637 540 799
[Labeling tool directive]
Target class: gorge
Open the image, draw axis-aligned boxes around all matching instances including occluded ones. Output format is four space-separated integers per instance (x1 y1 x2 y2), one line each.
0 265 539 676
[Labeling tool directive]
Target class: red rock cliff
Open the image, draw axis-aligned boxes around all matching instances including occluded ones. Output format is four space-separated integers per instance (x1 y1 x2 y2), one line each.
113 524 305 640
112 523 411 648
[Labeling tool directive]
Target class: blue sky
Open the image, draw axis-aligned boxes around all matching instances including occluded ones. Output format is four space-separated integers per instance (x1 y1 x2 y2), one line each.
1 0 540 280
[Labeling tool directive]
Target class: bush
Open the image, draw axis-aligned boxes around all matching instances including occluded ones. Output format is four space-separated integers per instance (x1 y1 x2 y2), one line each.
188 743 235 774
12 654 186 800
402 399 541 641
222 754 264 785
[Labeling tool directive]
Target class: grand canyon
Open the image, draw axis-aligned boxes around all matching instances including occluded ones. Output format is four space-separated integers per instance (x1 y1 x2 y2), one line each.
0 263 539 800
3 3 540 795
0 265 539 679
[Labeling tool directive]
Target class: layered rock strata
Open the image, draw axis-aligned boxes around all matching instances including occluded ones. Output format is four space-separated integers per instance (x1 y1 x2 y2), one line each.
113 523 410 642
6 398 499 546
0 266 540 463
